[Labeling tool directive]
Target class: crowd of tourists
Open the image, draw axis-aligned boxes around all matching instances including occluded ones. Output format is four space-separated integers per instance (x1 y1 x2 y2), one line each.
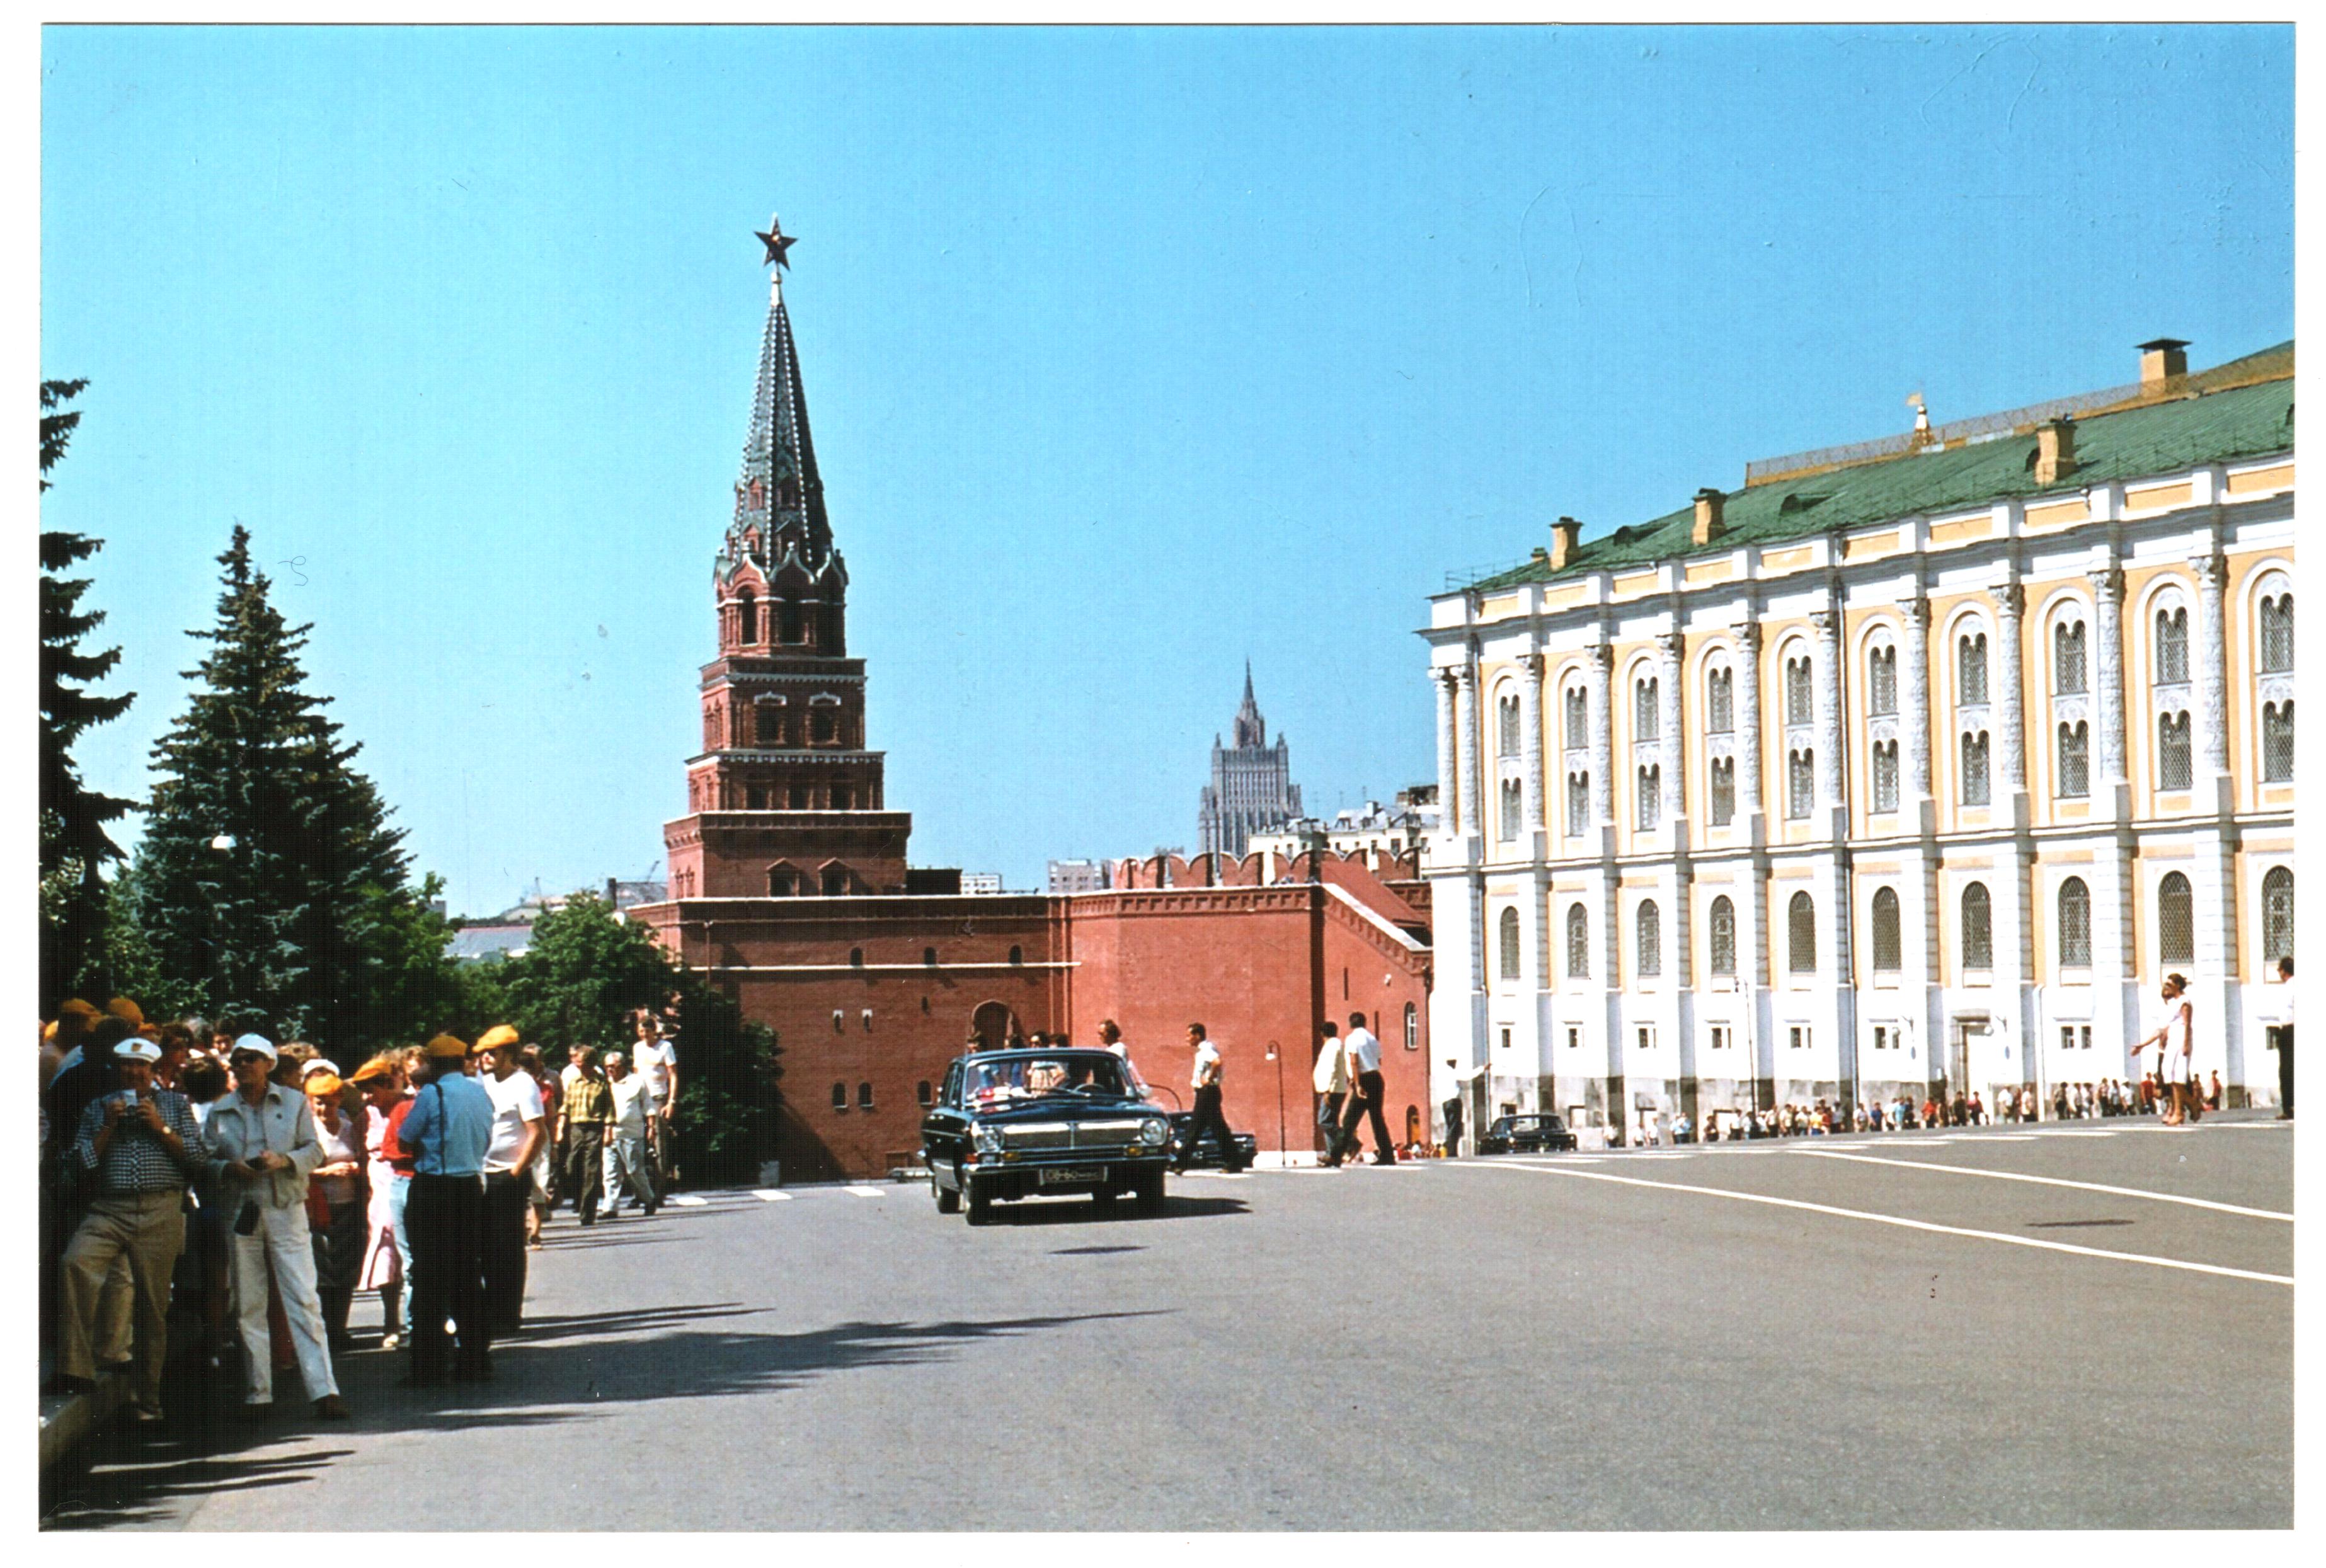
38 997 680 1425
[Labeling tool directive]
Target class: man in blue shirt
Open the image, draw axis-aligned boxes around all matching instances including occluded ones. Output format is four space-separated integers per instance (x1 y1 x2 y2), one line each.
398 1034 495 1386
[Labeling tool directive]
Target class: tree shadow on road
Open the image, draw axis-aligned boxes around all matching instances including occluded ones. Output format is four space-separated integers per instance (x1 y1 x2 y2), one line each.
45 1305 1171 1528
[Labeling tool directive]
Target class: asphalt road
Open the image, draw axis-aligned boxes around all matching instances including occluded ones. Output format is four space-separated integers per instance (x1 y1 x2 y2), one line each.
48 1114 2292 1530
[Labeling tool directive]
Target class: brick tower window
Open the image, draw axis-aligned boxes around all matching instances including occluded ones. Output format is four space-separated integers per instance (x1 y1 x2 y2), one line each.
781 602 804 644
811 709 839 744
757 703 785 746
789 784 810 808
822 865 851 896
737 588 758 646
832 784 854 810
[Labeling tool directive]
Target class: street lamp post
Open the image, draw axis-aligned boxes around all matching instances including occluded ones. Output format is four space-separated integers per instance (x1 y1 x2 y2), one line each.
1263 1039 1286 1165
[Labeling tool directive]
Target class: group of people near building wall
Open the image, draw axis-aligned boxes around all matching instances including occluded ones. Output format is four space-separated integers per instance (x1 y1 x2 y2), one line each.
38 998 679 1425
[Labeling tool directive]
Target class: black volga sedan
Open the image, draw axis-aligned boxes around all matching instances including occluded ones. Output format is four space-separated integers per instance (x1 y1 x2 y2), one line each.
1476 1113 1578 1155
920 1049 1174 1224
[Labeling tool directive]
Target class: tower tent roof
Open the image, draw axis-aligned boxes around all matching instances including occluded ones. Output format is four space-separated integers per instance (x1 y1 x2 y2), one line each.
733 255 834 572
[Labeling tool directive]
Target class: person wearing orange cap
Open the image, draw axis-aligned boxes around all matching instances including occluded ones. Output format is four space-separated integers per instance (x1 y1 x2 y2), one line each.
399 1035 494 1385
306 1071 367 1354
350 1056 415 1349
474 1026 543 1337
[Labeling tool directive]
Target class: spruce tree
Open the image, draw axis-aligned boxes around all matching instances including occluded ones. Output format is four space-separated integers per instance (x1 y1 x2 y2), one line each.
40 378 138 1005
133 524 422 1047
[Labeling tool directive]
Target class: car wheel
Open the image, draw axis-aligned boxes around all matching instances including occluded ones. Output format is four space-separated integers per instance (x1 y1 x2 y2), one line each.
935 1167 961 1214
964 1176 993 1226
1134 1170 1165 1216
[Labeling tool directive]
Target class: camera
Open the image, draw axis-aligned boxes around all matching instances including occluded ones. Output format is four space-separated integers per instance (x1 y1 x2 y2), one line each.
234 1201 262 1236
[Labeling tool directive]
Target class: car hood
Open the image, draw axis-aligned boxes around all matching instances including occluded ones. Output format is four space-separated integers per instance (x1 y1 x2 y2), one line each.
958 1096 1159 1124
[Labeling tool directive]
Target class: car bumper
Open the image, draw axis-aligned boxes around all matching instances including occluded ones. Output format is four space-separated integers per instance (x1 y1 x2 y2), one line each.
963 1154 1169 1199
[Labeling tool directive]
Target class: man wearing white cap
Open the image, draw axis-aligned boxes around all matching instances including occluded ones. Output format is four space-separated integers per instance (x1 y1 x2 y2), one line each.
202 1034 348 1421
50 1036 203 1419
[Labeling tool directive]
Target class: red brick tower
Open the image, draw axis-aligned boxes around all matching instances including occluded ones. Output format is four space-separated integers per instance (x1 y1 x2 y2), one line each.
663 218 912 899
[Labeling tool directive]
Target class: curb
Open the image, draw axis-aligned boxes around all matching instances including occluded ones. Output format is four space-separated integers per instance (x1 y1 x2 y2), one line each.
38 1365 132 1474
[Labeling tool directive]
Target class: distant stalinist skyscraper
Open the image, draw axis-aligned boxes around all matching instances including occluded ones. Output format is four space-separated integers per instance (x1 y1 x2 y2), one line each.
1198 663 1302 856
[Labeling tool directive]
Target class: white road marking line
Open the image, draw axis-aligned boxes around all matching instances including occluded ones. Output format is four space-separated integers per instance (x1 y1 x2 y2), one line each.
1792 1148 2294 1221
1947 1134 2042 1142
752 1189 793 1202
844 1186 886 1198
1624 1152 1693 1160
1458 1160 2291 1286
667 1194 708 1207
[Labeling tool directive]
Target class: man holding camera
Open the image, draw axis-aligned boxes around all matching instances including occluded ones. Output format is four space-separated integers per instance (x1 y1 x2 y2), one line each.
202 1034 348 1421
52 1035 204 1421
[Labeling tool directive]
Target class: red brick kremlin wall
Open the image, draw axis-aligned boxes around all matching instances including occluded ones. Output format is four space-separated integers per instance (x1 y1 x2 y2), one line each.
631 850 1432 1182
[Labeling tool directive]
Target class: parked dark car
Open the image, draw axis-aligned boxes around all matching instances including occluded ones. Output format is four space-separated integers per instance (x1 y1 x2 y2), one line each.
920 1048 1173 1223
1166 1112 1259 1171
1476 1113 1578 1155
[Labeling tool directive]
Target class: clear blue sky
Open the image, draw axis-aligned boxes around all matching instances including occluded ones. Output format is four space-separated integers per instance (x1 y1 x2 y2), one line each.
41 25 2292 917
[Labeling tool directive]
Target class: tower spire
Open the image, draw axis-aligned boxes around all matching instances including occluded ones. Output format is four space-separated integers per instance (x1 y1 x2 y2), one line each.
733 213 830 569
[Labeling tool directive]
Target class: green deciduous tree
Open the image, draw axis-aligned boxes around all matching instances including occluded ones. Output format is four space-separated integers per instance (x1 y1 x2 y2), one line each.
498 895 779 1184
129 524 460 1051
40 378 138 1007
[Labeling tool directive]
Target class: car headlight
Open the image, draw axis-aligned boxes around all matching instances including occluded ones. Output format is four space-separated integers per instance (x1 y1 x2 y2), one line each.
1140 1118 1168 1146
973 1124 1005 1154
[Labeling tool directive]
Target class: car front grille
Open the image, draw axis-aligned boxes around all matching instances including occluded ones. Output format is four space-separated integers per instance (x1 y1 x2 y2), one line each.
999 1119 1150 1155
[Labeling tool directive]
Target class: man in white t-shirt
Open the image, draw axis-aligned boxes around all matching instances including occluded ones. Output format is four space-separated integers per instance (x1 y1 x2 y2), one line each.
631 1016 679 1174
1312 1022 1351 1165
1176 1023 1246 1173
601 1051 661 1218
1330 1012 1395 1165
476 1026 545 1338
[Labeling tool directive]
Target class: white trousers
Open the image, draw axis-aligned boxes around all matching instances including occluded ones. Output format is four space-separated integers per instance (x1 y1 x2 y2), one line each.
603 1130 656 1213
228 1200 339 1403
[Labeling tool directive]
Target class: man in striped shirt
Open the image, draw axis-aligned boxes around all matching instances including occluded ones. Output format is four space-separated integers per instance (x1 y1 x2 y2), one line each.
52 1036 204 1421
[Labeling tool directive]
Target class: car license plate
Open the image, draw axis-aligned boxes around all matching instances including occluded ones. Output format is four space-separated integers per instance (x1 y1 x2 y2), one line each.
1039 1167 1101 1186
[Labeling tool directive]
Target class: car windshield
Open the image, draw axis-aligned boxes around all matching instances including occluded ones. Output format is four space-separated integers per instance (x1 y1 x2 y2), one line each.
964 1053 1138 1106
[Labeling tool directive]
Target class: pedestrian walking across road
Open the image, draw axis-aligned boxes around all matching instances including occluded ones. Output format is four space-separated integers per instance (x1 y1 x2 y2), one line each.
602 1050 661 1218
1175 1023 1247 1174
560 1048 612 1225
1312 1021 1349 1159
1329 1013 1396 1166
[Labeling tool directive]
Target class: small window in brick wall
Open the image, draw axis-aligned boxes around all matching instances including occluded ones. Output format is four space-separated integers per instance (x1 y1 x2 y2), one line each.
858 1082 875 1110
830 1082 846 1111
917 1080 934 1107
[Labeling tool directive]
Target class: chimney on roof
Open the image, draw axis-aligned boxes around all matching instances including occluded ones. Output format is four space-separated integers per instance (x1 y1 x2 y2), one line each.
1549 516 1583 571
1692 488 1727 547
2034 417 2078 487
2140 338 2190 391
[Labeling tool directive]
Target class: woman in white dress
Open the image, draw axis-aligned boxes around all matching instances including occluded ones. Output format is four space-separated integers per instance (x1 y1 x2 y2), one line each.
2136 974 2198 1126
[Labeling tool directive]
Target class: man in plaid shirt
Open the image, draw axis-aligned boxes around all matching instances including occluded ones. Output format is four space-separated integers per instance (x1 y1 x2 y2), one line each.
53 1035 205 1420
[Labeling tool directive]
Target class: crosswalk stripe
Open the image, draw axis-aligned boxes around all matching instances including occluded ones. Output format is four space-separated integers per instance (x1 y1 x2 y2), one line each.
844 1186 886 1198
752 1189 792 1201
667 1194 708 1207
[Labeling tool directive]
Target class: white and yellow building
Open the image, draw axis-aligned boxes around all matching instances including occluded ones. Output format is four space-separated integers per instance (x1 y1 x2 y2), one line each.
1423 339 2294 1138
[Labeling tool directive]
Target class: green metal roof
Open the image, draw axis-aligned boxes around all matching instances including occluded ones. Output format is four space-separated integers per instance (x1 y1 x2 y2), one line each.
1464 343 2294 593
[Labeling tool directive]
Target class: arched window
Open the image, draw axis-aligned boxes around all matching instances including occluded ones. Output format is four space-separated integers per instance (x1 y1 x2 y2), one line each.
1708 895 1736 976
2053 620 2087 694
1636 900 1662 978
923 946 939 966
849 946 864 968
1498 778 1523 842
1707 667 1734 734
1564 686 1589 750
2157 712 2193 791
1637 765 1661 831
2260 591 2295 673
737 587 759 646
1959 631 1990 706
1871 886 1901 973
2058 877 2091 968
1498 907 1522 981
857 1081 875 1110
1868 645 1898 716
1565 903 1590 979
2263 866 2294 964
1787 748 1814 818
829 1082 847 1111
810 707 840 745
1566 770 1590 835
1634 677 1659 743
1497 693 1521 758
2263 701 2294 783
1007 944 1024 966
1404 1002 1419 1051
1787 891 1816 974
2057 721 2089 798
1961 881 1993 970
755 701 786 746
1961 731 1991 806
1871 740 1899 814
1709 758 1736 826
2157 872 2194 966
1785 656 1813 726
2155 607 2189 684
779 600 805 645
